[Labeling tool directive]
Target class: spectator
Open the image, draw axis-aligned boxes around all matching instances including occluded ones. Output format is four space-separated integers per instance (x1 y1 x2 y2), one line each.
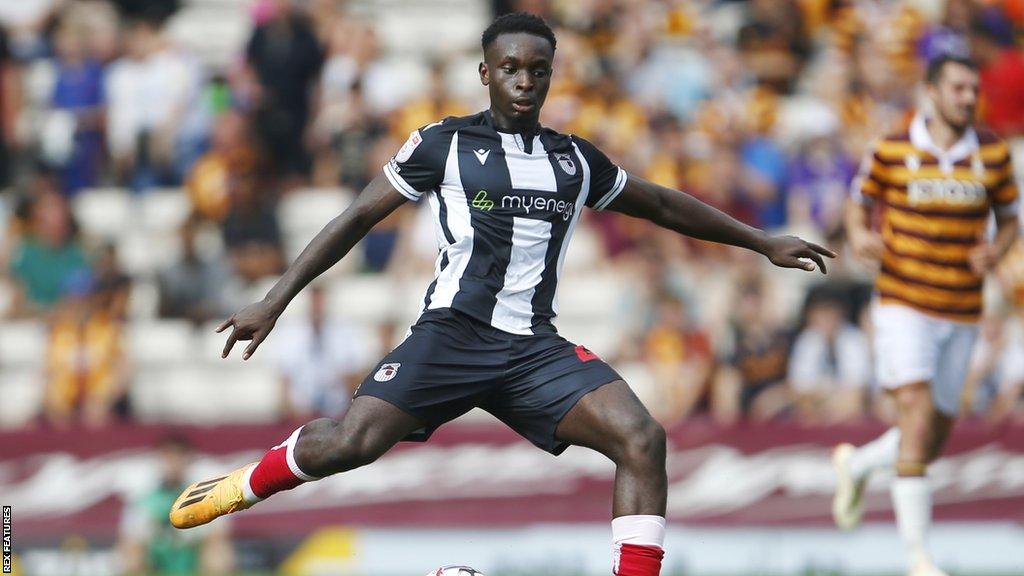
43 270 130 428
984 315 1024 425
916 0 972 62
641 293 714 424
7 189 90 317
786 129 854 234
117 435 235 575
221 164 284 283
158 218 232 325
971 19 1024 137
186 109 258 223
788 295 871 424
271 285 368 421
712 278 792 423
42 10 105 195
105 13 198 191
92 242 132 320
245 0 323 185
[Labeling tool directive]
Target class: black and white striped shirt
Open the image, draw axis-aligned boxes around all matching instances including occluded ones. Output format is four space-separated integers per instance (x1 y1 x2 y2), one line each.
383 111 627 335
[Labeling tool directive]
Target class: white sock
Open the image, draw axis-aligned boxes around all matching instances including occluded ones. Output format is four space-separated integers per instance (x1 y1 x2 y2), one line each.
892 476 932 568
612 514 666 573
850 427 900 480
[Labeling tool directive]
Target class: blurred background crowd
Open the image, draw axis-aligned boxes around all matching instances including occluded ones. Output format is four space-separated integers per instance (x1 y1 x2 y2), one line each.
0 0 1023 436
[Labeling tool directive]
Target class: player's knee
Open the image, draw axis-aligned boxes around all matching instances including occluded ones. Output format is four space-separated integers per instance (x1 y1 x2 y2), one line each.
293 418 344 474
619 417 666 469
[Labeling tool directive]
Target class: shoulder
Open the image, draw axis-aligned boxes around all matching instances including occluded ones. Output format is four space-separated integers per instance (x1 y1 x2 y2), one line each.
975 126 1004 146
976 127 1010 160
871 130 914 161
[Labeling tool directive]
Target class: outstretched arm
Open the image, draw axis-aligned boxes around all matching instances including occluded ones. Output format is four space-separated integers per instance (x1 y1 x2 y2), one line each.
605 174 836 272
218 175 408 359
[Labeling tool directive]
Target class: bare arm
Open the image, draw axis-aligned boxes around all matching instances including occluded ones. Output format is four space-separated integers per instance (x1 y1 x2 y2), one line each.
843 196 884 263
218 175 408 359
606 174 835 272
968 213 1020 275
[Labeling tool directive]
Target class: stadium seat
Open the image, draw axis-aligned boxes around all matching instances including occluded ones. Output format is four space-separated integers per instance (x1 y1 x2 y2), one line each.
0 321 47 367
132 363 279 423
555 273 624 320
126 279 160 319
117 230 181 277
138 189 191 233
0 368 43 428
278 188 353 238
126 320 197 365
72 188 132 239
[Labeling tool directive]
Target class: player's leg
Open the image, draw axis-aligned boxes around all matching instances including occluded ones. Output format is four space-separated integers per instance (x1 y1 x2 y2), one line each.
556 380 667 576
889 382 954 576
890 320 975 576
170 396 423 529
834 303 921 530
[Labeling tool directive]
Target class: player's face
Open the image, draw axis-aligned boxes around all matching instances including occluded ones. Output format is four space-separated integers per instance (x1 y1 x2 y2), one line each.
929 62 979 131
480 32 554 131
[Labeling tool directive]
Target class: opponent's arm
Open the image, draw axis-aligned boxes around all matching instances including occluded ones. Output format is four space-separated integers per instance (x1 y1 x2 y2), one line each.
218 175 408 359
844 196 884 263
606 174 835 272
969 213 1020 275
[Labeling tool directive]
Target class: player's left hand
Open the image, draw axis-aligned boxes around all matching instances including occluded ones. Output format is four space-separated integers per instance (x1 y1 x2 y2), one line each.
967 243 999 275
761 235 837 274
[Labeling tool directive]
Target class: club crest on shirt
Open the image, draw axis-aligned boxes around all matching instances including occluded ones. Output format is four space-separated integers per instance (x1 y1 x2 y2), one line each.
373 363 401 382
555 152 576 175
395 131 422 163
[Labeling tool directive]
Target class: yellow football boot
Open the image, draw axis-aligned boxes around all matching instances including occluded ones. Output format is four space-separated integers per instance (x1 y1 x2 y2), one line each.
169 463 256 529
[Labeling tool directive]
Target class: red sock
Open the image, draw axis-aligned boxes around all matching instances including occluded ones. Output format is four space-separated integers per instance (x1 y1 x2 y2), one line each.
615 544 664 576
243 426 319 502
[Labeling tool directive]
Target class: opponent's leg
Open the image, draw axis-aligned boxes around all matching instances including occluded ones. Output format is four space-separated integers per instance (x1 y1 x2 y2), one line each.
890 382 955 576
832 426 900 529
170 396 422 528
556 380 666 576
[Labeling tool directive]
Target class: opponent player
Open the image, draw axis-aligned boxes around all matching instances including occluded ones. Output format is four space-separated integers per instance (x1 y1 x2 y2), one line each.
170 13 834 576
832 55 1019 576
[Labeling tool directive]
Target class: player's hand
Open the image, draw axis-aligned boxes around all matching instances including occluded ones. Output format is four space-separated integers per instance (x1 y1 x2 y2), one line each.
968 243 999 275
848 228 884 263
215 300 280 360
761 235 836 273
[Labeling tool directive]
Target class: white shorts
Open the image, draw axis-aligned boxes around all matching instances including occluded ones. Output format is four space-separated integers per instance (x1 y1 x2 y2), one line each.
871 301 980 416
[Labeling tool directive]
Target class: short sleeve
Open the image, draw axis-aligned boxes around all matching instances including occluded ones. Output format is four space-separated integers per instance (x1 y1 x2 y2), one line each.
574 136 628 211
850 142 888 205
382 120 452 202
986 142 1020 218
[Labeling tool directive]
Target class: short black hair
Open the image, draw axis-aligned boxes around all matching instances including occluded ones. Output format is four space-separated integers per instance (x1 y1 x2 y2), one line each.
926 54 978 84
481 12 556 52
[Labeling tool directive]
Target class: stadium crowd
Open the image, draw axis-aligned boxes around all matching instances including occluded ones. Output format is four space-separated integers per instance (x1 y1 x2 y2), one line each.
0 0 1022 432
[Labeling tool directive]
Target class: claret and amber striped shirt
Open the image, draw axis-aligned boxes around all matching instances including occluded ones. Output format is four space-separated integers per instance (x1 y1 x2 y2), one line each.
852 113 1020 322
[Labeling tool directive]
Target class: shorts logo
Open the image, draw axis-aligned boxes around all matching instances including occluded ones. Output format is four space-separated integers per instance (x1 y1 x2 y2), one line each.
555 152 576 175
575 345 598 362
374 363 401 382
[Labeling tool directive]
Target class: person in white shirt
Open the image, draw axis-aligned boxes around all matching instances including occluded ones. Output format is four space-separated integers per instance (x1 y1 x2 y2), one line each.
789 295 871 423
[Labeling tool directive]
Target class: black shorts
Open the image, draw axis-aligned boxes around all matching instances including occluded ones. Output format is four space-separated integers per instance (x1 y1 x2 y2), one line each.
354 308 621 455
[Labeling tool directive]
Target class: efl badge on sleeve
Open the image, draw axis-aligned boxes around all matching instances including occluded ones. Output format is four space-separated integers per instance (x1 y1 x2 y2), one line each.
395 131 422 163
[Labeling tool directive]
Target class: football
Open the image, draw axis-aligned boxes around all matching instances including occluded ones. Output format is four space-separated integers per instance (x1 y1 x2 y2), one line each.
424 566 485 576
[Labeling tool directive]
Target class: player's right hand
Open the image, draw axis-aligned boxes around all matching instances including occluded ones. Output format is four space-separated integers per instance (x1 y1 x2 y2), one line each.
216 300 280 360
848 228 884 263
